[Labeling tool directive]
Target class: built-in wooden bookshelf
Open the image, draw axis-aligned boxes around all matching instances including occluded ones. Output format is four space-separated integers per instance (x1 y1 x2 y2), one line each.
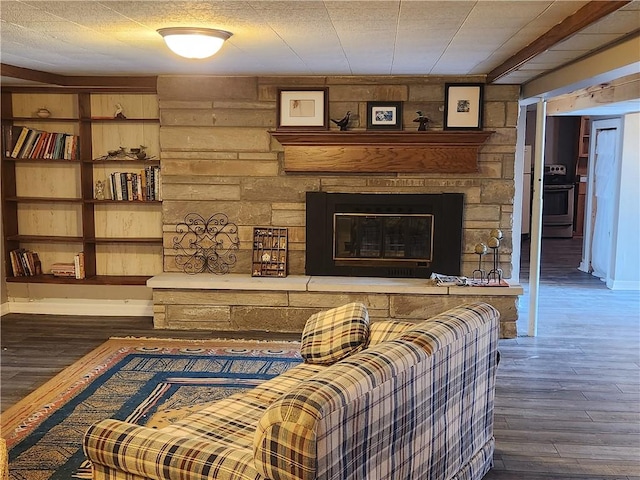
1 89 162 285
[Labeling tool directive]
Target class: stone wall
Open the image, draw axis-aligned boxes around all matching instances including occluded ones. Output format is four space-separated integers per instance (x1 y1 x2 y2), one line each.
159 75 519 278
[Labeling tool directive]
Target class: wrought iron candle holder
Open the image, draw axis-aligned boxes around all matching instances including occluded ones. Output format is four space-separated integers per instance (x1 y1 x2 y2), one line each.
487 229 503 283
173 213 239 274
472 242 488 282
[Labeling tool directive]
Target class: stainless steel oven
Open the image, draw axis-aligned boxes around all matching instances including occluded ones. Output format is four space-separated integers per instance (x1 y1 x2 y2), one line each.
542 165 575 238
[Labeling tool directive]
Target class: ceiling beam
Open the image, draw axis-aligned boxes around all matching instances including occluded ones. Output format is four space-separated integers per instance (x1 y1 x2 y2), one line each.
1 64 65 85
546 73 640 115
1 64 157 91
486 1 631 84
522 32 640 99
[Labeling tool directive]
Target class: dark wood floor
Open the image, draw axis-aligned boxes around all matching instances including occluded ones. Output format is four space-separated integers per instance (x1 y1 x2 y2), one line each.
1 237 639 479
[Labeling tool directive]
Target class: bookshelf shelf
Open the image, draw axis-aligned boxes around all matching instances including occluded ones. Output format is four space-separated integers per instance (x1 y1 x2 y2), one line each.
6 234 84 243
5 196 82 203
1 89 162 284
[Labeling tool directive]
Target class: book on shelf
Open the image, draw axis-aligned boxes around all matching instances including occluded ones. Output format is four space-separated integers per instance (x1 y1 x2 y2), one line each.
9 249 42 277
105 168 161 201
10 126 29 158
74 252 85 279
8 127 79 160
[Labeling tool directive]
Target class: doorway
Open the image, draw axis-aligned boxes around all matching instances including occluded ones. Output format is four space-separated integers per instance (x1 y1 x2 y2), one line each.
579 118 622 285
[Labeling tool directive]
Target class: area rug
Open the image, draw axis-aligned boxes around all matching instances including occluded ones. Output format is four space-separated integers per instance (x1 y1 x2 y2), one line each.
1 337 302 480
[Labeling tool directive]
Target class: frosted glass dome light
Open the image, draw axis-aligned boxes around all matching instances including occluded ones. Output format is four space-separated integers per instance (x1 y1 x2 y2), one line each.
157 27 232 59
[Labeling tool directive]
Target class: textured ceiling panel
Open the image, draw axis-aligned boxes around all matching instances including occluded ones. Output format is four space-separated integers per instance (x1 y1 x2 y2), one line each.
0 0 637 85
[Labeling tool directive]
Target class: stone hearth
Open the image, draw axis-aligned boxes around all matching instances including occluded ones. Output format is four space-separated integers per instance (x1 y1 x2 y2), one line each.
149 274 522 339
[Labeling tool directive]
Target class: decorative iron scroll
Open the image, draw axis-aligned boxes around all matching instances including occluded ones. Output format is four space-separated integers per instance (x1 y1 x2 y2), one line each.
173 213 239 275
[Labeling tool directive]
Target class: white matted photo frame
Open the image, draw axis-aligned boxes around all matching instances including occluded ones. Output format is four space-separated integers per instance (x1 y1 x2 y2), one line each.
277 88 329 130
367 101 403 130
444 83 484 130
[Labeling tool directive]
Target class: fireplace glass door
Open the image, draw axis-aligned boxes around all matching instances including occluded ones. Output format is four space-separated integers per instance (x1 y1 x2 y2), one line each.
334 213 433 262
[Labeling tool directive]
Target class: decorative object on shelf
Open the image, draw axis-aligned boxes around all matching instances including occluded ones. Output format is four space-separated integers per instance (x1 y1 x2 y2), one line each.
277 88 329 130
173 213 239 275
366 101 403 130
413 110 429 131
472 242 488 282
444 83 484 130
157 27 232 59
95 180 105 200
331 111 351 131
135 145 147 160
487 228 503 282
36 107 51 118
252 227 288 277
95 146 156 162
114 104 126 119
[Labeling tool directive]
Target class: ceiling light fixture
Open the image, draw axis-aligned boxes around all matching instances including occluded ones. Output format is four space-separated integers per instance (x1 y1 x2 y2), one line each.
157 27 232 59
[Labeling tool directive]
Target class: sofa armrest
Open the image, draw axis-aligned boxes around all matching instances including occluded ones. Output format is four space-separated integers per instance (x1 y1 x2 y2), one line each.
84 419 260 480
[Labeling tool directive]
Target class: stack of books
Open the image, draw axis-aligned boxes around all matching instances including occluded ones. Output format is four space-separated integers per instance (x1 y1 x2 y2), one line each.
51 252 85 279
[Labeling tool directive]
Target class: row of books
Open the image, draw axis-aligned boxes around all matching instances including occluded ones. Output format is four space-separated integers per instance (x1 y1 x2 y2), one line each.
51 252 85 279
8 126 80 160
9 249 42 277
107 167 161 201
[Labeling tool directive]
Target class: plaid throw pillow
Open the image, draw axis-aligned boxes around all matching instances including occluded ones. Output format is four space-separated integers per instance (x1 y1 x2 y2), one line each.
301 302 369 365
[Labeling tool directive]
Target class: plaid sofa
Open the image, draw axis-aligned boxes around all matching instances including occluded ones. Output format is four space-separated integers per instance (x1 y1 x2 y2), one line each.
84 301 500 480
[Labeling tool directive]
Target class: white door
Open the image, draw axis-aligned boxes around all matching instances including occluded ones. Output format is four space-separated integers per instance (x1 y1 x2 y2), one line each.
580 119 621 283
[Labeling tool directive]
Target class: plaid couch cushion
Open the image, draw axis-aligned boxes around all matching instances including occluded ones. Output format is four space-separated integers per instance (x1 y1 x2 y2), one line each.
300 302 369 365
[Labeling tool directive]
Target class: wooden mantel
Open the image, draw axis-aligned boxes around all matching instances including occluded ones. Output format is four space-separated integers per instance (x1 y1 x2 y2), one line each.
271 130 494 174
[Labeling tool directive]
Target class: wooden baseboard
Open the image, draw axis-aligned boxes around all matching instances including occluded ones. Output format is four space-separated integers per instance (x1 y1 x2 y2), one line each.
5 299 153 316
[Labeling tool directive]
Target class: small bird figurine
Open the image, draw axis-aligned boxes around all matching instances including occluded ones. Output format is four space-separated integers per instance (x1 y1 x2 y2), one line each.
413 110 429 131
114 103 126 119
331 111 351 131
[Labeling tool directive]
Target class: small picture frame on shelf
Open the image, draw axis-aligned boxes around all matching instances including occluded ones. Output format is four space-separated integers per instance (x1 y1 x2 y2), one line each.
366 101 403 130
444 83 484 130
277 88 329 130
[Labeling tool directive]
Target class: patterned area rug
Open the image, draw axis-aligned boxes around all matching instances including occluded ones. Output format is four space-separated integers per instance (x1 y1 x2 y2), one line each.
1 337 302 479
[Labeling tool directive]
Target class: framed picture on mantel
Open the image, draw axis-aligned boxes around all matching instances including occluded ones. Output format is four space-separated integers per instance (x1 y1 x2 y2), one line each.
444 83 484 130
367 101 403 130
277 88 329 130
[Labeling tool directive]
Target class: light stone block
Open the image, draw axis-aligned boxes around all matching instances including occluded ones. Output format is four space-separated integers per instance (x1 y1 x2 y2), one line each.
408 84 444 101
271 210 305 226
465 204 502 221
288 291 390 310
162 184 241 201
484 85 520 102
232 306 313 332
159 100 213 109
481 180 515 204
165 305 231 330
161 110 216 127
242 178 321 202
484 102 506 128
328 85 408 102
161 127 270 152
163 201 272 225
162 159 278 177
155 289 290 306
158 76 258 101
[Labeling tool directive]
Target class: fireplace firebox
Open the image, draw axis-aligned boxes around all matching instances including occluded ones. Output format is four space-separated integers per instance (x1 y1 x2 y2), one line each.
306 192 463 278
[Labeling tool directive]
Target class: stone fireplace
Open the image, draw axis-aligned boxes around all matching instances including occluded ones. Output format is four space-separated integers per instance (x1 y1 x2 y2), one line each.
151 74 522 338
306 192 463 278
